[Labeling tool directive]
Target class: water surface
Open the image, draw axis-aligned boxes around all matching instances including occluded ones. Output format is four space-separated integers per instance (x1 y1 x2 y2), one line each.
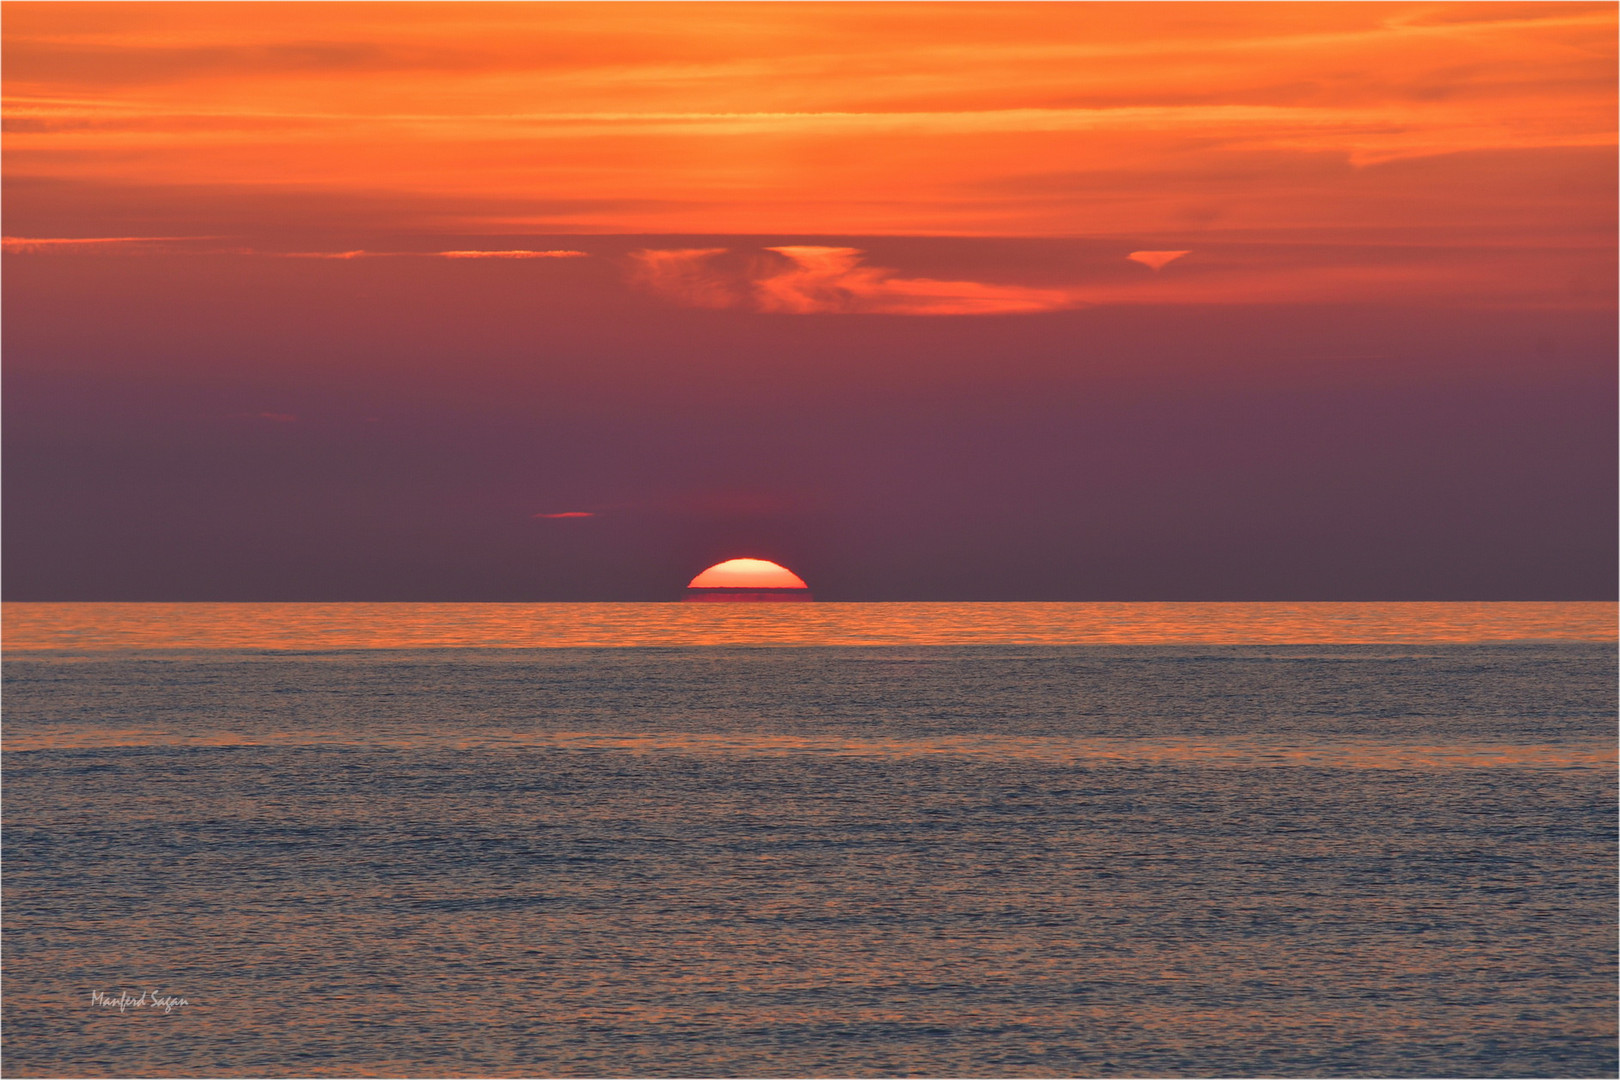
4 604 1615 1077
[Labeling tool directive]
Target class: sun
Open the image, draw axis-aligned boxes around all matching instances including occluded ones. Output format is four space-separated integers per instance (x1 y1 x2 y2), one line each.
685 558 812 601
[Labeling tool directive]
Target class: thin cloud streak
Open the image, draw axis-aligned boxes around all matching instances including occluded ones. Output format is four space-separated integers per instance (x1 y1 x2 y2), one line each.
280 249 589 259
3 239 590 260
437 249 587 259
2 235 218 252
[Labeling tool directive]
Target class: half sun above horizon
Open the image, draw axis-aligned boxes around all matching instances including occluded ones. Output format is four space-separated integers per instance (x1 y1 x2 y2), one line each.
685 558 812 602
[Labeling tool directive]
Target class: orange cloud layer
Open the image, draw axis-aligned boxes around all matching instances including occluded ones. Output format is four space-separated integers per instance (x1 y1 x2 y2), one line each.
3 2 1613 239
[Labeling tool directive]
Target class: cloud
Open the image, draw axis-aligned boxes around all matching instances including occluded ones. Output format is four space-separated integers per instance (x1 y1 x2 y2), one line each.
629 246 1079 315
532 510 595 519
256 412 298 423
2 235 213 253
625 248 741 308
3 237 594 262
283 249 590 259
436 249 587 259
1127 250 1190 270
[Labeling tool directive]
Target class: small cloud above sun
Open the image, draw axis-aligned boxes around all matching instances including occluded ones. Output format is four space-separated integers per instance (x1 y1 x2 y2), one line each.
532 510 595 519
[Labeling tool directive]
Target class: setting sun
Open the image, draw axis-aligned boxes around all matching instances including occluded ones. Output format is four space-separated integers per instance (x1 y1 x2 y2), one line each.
686 558 811 601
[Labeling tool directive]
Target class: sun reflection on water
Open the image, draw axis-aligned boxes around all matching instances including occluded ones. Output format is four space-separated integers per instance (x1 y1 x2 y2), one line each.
3 601 1613 651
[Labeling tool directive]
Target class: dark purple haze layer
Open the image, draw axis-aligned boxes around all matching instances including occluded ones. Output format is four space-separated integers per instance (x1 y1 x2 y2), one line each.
4 237 1614 600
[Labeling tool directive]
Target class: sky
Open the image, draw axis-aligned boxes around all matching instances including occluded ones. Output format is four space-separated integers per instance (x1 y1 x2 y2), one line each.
4 1 1615 600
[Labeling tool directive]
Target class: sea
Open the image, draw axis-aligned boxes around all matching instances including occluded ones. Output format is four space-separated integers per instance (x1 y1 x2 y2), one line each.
3 602 1616 1078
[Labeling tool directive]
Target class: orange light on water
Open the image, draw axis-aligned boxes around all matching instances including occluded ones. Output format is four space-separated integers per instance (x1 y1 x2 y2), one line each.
2 602 1613 649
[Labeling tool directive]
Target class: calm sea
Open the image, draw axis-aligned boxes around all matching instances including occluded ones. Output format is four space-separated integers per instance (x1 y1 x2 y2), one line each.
4 603 1616 1078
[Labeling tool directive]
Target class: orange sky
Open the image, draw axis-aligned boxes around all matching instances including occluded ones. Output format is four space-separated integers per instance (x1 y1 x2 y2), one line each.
4 3 1616 600
5 1 1615 242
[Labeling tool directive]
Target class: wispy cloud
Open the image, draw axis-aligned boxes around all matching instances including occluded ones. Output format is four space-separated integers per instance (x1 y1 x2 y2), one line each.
532 510 595 519
625 248 739 308
630 246 1079 316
